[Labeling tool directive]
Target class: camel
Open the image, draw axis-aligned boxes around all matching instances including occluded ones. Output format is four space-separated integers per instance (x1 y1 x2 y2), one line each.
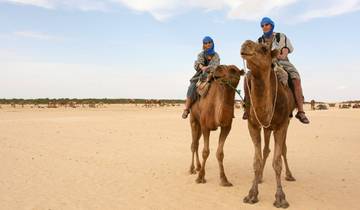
240 40 296 208
47 102 58 108
339 103 351 109
353 103 360 109
68 101 77 108
310 100 315 110
128 99 137 106
188 65 245 186
328 103 336 108
316 104 328 110
143 99 156 108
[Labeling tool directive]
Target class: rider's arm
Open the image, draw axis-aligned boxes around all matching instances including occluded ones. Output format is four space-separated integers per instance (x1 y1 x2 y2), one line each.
206 53 220 72
194 52 206 72
278 33 294 54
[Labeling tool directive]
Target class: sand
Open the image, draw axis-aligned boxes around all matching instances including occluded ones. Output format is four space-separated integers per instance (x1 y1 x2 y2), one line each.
0 104 359 210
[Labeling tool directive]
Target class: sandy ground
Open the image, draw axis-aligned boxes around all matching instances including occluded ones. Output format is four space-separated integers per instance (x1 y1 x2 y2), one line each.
0 104 359 210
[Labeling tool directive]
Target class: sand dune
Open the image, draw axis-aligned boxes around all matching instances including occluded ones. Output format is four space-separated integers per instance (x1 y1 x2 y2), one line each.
0 105 359 210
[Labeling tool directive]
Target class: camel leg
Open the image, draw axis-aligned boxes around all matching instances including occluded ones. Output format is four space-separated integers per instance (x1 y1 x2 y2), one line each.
272 125 290 208
259 129 271 183
282 135 296 181
243 123 262 204
189 118 202 174
196 128 210 184
216 126 233 187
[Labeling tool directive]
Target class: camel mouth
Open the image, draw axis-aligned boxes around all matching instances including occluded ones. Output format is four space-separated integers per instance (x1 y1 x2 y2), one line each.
212 74 223 80
240 52 254 57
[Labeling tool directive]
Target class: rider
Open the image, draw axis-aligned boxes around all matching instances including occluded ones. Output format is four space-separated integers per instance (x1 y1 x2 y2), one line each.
242 17 310 124
182 36 220 119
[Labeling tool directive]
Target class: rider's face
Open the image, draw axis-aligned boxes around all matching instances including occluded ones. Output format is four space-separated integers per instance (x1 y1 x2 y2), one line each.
262 23 272 33
203 42 213 50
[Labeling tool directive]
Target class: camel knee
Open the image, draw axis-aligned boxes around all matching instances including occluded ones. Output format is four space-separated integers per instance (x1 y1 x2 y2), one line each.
202 149 210 159
263 148 271 156
216 151 224 161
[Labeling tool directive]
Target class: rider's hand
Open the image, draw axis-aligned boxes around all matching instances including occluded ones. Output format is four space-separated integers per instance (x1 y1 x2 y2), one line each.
277 48 289 60
201 66 209 72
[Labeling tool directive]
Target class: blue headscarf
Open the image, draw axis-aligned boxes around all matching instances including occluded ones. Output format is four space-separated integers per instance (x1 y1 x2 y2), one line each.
260 17 275 38
202 36 215 56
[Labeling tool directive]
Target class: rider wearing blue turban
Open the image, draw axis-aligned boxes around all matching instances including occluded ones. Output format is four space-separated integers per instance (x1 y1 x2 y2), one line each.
182 36 220 119
260 17 275 38
242 17 310 124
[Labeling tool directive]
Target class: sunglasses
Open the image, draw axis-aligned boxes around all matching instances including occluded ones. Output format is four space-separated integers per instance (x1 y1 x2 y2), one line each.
261 23 271 28
203 42 212 45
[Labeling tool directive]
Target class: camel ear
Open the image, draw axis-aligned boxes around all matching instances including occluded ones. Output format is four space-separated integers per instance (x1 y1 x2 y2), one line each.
271 49 279 59
228 65 244 75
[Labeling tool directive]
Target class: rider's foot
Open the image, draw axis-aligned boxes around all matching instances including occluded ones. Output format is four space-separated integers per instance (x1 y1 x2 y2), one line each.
182 109 190 119
295 111 310 124
242 111 248 120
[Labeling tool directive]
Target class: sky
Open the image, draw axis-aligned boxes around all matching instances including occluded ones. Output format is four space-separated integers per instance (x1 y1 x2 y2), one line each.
0 0 360 102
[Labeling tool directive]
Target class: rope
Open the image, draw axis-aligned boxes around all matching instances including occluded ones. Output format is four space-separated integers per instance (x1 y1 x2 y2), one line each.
217 78 244 101
243 59 278 129
211 68 245 102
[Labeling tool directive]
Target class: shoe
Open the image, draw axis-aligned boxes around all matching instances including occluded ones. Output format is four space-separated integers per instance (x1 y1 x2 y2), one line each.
182 109 190 119
242 111 248 120
295 111 310 124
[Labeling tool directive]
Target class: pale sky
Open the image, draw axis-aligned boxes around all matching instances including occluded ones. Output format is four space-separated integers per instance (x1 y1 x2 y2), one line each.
1 0 360 102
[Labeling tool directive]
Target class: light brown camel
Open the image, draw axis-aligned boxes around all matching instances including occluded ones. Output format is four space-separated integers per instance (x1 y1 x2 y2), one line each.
241 40 296 208
189 65 245 186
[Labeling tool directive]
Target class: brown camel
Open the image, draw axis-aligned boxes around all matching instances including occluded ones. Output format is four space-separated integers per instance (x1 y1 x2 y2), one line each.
128 99 137 106
310 100 316 110
240 40 296 208
189 65 245 186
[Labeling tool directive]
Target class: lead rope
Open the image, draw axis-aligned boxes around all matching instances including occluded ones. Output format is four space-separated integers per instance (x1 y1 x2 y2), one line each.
243 59 278 129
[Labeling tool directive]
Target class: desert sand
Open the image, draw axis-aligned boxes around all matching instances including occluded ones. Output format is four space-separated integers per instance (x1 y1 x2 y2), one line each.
0 104 359 210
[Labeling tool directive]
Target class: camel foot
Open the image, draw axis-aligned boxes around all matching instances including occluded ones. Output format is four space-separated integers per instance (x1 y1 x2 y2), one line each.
189 166 197 175
243 188 259 204
195 176 206 184
220 178 233 187
273 191 289 208
273 198 289 208
285 174 296 182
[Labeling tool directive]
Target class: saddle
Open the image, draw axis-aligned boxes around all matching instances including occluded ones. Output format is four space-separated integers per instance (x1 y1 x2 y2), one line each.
196 72 214 97
272 61 295 91
273 61 289 86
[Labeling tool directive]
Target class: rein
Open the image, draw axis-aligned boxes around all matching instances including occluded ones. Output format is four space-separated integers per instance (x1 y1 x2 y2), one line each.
212 73 244 101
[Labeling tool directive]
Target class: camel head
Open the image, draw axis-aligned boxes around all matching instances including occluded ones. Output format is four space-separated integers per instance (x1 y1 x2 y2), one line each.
213 65 245 87
240 40 279 76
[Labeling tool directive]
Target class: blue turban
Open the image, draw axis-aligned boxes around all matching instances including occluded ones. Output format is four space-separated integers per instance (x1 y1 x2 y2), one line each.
260 17 275 38
202 36 215 56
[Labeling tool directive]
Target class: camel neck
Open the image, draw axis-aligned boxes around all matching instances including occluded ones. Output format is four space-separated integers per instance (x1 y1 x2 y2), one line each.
250 67 275 117
214 82 235 105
